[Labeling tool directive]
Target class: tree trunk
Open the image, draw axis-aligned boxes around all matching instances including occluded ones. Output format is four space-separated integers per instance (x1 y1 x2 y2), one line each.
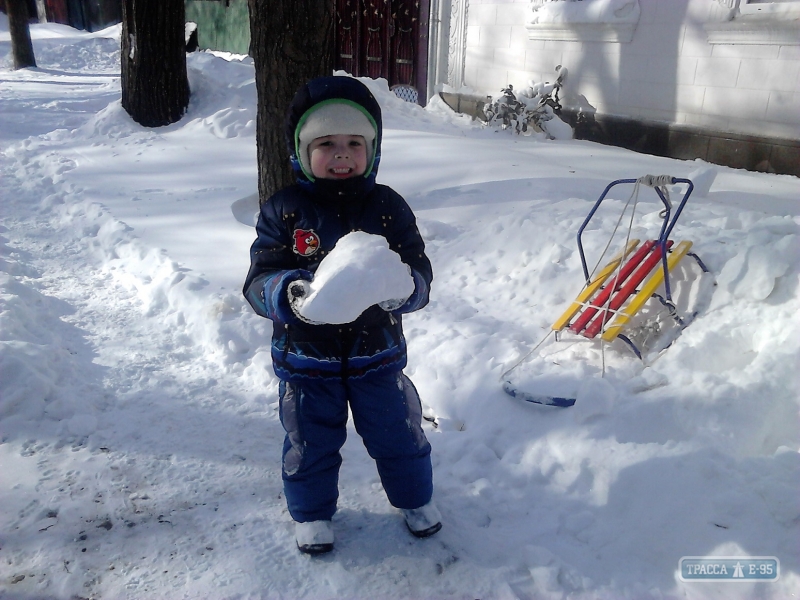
34 0 47 23
6 0 37 69
121 0 190 128
248 0 334 201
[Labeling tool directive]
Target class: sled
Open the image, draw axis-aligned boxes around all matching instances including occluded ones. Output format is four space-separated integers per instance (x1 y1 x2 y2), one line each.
502 175 712 407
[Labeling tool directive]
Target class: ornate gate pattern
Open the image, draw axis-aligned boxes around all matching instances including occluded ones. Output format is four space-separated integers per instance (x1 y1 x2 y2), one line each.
334 0 429 104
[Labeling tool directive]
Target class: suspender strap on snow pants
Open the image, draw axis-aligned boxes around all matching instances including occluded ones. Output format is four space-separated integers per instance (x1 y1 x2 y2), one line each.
279 371 433 523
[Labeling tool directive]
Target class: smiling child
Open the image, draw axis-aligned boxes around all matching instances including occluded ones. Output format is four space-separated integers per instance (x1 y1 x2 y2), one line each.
243 76 441 555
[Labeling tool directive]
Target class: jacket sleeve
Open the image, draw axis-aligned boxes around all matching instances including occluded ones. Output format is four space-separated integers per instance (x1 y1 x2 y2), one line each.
242 195 311 323
384 189 433 314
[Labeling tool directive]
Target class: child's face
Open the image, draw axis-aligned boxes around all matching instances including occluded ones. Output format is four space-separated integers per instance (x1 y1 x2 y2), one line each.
308 134 368 180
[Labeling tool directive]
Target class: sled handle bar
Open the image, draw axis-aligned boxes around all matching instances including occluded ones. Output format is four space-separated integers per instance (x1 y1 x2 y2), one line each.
576 177 694 301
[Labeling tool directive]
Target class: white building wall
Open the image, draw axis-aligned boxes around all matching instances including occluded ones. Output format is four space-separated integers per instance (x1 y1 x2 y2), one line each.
462 0 800 141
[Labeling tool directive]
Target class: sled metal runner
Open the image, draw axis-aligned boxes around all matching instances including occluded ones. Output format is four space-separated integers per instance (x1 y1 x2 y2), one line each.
503 176 710 407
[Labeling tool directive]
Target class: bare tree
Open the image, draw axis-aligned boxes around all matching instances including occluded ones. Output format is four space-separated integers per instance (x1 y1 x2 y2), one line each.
6 0 37 69
247 0 334 201
121 0 190 127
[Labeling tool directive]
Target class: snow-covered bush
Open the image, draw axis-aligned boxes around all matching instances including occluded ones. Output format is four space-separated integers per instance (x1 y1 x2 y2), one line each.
483 66 573 140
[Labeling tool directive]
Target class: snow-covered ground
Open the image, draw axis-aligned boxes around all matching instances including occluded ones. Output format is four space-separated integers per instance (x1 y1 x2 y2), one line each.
1 18 799 600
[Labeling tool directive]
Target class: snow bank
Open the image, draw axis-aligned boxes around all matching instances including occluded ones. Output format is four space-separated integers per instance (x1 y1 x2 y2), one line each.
0 268 58 424
0 15 120 71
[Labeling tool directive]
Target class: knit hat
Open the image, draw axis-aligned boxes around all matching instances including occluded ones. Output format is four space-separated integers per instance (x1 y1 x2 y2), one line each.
295 99 378 180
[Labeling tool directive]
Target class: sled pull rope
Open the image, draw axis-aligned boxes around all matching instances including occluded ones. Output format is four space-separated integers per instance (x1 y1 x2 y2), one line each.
499 329 555 383
589 181 642 376
585 182 640 285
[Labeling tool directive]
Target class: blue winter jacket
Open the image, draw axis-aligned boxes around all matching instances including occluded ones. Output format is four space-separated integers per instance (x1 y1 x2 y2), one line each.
243 183 432 381
243 76 433 381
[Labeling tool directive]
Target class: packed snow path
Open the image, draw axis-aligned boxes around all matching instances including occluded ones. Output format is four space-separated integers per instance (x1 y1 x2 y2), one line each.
0 149 482 599
2 19 799 600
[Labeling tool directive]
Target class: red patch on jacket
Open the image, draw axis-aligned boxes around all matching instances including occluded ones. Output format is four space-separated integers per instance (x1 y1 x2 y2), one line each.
293 229 320 257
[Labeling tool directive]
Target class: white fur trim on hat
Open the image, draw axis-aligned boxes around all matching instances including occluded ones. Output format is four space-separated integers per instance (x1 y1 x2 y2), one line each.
297 101 376 178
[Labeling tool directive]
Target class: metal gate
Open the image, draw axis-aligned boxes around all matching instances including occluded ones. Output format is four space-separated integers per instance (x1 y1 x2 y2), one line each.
334 0 430 105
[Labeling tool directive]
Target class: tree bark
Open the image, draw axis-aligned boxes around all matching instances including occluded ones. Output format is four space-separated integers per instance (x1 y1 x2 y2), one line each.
248 0 334 201
6 0 37 69
121 0 190 127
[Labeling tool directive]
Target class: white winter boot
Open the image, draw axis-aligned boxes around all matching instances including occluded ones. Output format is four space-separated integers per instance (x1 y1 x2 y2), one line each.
401 500 442 538
295 520 334 555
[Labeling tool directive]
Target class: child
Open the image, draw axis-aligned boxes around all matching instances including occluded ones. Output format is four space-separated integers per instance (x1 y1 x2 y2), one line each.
243 76 440 555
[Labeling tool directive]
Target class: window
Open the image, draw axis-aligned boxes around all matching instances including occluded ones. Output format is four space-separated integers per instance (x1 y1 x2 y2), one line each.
705 0 800 45
739 0 800 15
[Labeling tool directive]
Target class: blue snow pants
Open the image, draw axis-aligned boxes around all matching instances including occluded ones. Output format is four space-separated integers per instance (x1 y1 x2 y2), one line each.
278 371 433 523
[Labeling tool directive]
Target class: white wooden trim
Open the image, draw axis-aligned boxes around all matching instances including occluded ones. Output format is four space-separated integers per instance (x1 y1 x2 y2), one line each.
525 22 637 43
704 19 800 44
447 0 469 89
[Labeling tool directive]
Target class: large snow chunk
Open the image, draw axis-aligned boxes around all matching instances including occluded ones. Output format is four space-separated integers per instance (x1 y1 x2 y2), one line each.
298 231 414 324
